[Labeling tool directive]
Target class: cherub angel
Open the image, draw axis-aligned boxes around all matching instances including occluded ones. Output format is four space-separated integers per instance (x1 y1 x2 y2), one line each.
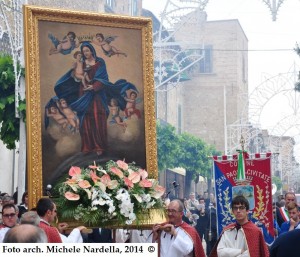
46 105 68 129
109 98 127 131
71 51 91 89
48 31 79 55
93 33 127 57
124 91 141 119
57 98 80 131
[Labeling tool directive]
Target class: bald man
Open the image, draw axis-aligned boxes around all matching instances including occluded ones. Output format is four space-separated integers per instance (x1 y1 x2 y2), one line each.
3 224 47 243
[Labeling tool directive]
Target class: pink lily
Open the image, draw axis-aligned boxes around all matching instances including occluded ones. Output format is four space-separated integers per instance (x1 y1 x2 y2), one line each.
110 167 124 178
139 169 148 179
65 191 80 201
90 170 101 183
128 172 141 183
78 180 91 189
116 160 128 170
124 177 134 188
69 166 81 177
139 179 152 188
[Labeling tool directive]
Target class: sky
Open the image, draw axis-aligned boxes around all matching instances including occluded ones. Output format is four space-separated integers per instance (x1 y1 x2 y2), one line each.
142 0 300 136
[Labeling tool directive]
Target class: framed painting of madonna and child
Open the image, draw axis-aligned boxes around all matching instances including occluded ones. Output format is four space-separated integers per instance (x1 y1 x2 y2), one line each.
23 5 157 207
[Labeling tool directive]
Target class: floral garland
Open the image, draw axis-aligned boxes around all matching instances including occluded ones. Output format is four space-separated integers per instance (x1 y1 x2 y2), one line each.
57 160 166 226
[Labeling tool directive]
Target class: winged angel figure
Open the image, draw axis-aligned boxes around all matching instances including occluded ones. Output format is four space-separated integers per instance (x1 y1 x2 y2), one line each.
93 33 127 57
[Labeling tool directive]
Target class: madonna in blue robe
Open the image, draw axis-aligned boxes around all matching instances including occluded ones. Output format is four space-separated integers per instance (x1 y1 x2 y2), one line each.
52 41 136 155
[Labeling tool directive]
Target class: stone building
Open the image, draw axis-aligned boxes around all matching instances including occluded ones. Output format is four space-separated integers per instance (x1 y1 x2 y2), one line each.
155 10 249 153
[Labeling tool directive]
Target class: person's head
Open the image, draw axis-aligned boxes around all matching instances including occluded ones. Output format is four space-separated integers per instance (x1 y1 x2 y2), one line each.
73 50 82 60
287 202 299 221
279 199 285 207
210 193 215 201
67 31 76 41
49 106 58 114
198 197 205 205
81 42 97 60
130 91 137 99
0 192 9 198
36 198 57 223
166 199 184 226
204 192 209 199
189 192 195 200
110 98 118 107
59 98 68 107
21 191 28 205
20 211 40 226
1 203 18 228
285 192 296 208
2 195 14 205
3 224 47 243
95 33 104 41
231 195 250 225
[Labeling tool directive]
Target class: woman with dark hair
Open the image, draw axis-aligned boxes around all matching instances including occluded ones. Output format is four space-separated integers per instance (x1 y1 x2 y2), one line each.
18 191 28 218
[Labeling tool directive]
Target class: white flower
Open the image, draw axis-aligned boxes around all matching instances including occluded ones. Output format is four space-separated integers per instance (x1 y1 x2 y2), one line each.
142 194 151 202
97 168 107 174
91 188 99 200
128 212 136 221
127 168 134 175
126 219 133 225
108 205 116 213
133 194 142 203
146 200 156 208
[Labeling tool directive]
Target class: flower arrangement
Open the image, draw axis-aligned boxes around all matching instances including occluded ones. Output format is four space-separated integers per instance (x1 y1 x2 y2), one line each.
57 160 166 226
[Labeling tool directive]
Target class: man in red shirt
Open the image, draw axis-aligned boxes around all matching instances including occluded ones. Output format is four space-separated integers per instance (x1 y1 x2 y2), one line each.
36 198 85 243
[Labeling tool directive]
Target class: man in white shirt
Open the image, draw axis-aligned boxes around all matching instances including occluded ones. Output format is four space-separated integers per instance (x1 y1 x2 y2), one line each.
186 193 200 214
151 199 205 257
210 195 269 257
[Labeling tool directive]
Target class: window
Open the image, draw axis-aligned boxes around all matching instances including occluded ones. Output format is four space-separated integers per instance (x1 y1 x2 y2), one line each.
106 0 114 7
199 45 212 73
131 0 138 16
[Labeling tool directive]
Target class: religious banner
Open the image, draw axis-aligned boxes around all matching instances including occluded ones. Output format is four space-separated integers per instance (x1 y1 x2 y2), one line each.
213 152 275 245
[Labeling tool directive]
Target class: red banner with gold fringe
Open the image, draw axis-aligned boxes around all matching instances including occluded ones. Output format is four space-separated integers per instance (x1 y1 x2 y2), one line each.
213 153 275 244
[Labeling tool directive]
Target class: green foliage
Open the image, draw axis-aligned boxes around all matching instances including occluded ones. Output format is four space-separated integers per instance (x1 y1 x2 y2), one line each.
156 121 221 180
0 53 25 149
156 121 180 171
272 176 282 192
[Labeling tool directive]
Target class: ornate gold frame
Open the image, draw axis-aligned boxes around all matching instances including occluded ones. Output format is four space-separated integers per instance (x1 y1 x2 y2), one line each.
24 5 157 208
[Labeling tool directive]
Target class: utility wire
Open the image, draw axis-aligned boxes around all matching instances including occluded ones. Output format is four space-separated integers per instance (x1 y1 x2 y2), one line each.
203 48 295 52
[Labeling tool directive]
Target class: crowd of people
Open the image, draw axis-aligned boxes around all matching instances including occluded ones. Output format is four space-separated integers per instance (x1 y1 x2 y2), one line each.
0 190 299 257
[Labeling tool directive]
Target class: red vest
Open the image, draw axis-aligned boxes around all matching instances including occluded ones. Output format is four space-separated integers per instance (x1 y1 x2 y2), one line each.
209 221 269 257
39 221 62 243
181 222 206 257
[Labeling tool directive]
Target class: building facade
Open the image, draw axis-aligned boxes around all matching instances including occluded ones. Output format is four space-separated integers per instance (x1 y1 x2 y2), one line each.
155 11 249 154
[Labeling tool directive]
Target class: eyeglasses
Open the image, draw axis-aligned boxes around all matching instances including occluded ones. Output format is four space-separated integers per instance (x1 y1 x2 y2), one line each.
2 213 16 218
232 206 246 211
166 209 181 214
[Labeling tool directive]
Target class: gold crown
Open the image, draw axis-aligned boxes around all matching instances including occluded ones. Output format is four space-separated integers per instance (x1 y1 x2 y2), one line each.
77 34 94 42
